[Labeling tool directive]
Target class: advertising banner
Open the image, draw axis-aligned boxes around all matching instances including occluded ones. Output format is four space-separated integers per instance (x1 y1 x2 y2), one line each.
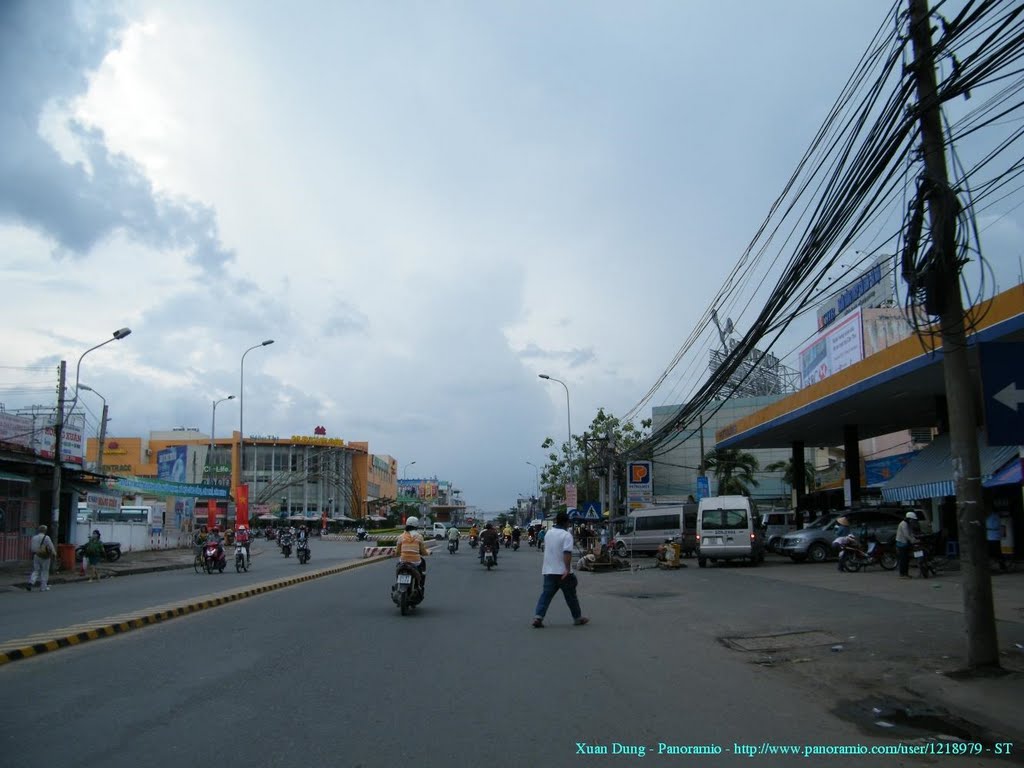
565 483 577 511
865 452 916 485
627 461 653 510
799 307 864 388
111 476 230 499
157 446 188 482
1 412 83 464
0 412 35 450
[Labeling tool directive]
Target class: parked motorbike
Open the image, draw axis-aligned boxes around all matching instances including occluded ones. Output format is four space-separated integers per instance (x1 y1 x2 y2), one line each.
74 542 122 563
234 542 248 573
482 544 496 570
203 542 226 573
391 561 425 615
839 536 897 572
297 539 311 564
279 534 294 558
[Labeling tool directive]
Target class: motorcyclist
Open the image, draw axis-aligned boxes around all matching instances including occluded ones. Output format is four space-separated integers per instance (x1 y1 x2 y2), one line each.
206 527 225 565
356 525 367 541
395 516 430 588
511 526 522 547
446 524 460 551
502 523 513 546
469 524 479 547
479 522 500 564
235 524 251 566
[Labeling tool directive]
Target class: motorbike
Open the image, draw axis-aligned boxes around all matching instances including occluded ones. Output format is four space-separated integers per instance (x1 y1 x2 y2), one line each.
482 544 496 570
839 536 897 572
279 534 294 558
356 529 368 541
391 561 425 615
296 539 311 564
265 528 277 542
203 542 227 573
448 537 458 554
512 537 520 551
503 534 511 549
234 542 248 572
74 541 122 563
469 535 478 549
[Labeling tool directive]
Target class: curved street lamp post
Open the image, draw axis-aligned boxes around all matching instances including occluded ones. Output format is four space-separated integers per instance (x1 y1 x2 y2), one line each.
538 374 573 484
78 384 108 471
52 328 131 541
239 340 274 487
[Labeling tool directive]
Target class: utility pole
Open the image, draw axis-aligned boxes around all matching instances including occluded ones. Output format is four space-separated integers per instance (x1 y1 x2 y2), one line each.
908 0 998 670
96 403 109 471
49 361 67 544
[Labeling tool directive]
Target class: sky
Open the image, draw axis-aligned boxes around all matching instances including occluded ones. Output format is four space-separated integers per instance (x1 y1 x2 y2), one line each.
2 0 1022 513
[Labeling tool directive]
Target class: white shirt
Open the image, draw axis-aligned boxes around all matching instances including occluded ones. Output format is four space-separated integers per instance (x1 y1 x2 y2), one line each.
542 527 574 575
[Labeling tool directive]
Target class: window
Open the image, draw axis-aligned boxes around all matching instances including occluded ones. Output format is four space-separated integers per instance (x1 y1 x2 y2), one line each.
701 509 748 530
635 514 679 531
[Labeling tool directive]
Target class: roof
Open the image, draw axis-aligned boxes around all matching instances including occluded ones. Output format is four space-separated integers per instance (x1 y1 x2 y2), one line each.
716 286 1024 449
879 432 1017 502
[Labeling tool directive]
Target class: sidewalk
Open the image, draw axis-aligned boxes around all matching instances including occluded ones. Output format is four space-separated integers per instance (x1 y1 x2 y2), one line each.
0 547 195 592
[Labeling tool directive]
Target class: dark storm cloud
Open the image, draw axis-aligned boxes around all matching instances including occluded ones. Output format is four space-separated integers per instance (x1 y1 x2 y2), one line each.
0 1 234 278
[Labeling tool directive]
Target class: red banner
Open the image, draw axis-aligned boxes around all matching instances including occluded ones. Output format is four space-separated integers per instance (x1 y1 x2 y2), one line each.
236 484 250 528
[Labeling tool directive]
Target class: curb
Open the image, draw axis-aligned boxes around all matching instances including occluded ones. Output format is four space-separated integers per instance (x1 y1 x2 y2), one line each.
0 553 394 666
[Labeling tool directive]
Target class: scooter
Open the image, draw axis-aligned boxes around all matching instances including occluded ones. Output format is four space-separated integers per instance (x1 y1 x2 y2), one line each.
203 542 227 573
234 542 248 572
448 537 458 554
839 536 897 572
469 535 478 549
356 529 368 541
481 544 496 570
391 561 425 615
512 538 520 551
279 534 294 558
74 541 122 563
296 539 311 564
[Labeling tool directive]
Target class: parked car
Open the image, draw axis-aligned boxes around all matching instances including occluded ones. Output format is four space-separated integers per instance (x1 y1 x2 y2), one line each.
779 508 911 563
760 510 798 553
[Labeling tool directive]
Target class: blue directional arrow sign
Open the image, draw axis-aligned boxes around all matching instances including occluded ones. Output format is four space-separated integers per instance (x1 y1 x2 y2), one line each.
979 342 1024 446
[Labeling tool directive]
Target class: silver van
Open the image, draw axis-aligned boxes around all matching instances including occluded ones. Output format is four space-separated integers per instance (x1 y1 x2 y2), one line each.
697 495 764 567
759 510 798 553
611 504 697 557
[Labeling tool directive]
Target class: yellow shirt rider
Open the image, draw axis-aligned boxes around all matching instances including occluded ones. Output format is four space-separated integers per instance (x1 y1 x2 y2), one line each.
395 516 430 584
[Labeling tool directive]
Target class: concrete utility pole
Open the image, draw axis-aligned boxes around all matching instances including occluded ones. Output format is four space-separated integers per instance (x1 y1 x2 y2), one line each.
49 361 67 543
908 0 998 669
96 403 109 471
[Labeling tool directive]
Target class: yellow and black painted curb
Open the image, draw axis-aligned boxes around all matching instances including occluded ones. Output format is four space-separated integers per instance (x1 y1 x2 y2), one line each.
0 553 395 667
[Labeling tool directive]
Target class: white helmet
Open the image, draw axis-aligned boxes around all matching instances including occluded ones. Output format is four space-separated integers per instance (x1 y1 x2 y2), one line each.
905 511 918 520
405 516 420 529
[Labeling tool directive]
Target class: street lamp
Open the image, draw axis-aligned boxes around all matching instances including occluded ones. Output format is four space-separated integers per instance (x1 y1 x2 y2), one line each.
78 384 108 472
403 461 416 480
53 328 131 540
538 373 573 480
239 340 274 486
526 461 540 498
210 395 235 455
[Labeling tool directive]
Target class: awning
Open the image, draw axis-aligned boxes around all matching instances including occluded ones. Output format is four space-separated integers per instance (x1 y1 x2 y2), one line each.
984 458 1022 488
0 470 32 483
880 432 1018 502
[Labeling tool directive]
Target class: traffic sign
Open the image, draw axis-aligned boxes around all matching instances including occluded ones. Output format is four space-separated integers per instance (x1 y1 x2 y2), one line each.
581 501 602 519
979 342 1024 446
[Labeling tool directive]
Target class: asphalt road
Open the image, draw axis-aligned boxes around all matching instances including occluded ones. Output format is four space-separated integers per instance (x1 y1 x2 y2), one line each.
2 543 1021 768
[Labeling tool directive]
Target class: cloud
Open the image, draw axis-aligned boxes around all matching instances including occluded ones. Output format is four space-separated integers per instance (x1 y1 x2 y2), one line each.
517 343 596 369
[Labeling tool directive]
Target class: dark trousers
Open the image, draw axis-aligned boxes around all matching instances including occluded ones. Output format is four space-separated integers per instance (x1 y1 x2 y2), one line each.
897 544 911 576
534 574 581 620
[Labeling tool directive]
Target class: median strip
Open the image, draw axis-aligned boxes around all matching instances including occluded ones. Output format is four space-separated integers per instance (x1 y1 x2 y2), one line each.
0 553 395 666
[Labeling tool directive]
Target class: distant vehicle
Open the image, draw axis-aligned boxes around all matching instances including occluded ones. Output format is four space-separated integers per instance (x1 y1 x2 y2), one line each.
427 522 447 540
610 504 697 557
760 510 798 553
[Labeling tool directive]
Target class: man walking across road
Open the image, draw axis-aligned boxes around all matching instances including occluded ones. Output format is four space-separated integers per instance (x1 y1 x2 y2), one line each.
532 510 588 628
28 524 56 591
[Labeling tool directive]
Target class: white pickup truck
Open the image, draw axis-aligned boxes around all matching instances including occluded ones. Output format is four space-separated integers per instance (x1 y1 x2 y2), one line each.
425 522 448 540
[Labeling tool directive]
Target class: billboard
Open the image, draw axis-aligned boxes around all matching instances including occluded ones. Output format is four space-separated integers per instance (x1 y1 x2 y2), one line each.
816 255 895 330
157 446 188 482
799 308 864 388
627 460 653 510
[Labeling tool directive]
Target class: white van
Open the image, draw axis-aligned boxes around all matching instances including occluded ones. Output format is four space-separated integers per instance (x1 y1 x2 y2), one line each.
697 495 764 567
611 504 697 557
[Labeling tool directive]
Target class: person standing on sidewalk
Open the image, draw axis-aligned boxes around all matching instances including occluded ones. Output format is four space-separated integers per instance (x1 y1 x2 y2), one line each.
83 529 104 582
28 524 56 591
532 510 588 628
895 511 919 579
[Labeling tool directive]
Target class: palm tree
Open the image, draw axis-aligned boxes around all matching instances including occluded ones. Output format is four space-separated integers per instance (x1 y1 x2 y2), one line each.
765 458 816 493
703 446 760 496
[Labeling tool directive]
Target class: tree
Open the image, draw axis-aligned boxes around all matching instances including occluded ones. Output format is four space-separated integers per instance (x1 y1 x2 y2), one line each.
703 446 760 496
540 408 651 512
765 458 816 494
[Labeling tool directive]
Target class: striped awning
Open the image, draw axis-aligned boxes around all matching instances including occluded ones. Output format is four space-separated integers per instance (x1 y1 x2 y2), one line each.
880 432 1018 502
984 458 1022 488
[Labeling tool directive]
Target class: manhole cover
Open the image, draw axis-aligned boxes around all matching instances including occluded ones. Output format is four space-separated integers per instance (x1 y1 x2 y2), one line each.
722 630 840 652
